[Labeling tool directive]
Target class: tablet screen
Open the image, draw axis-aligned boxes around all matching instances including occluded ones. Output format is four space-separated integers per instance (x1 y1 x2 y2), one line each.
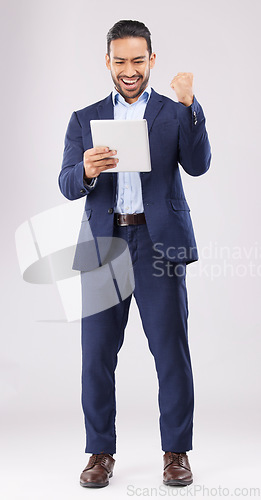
90 119 151 172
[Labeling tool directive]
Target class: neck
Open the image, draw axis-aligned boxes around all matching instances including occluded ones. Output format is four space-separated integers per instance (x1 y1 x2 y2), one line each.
117 85 149 104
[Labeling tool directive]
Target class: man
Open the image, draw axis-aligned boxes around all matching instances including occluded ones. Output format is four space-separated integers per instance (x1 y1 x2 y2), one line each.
58 20 211 488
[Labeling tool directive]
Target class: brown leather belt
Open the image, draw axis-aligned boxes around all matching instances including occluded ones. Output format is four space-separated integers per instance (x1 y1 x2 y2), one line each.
114 213 146 226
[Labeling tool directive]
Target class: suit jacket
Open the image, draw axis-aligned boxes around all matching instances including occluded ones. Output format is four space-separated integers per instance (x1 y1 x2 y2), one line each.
58 88 211 268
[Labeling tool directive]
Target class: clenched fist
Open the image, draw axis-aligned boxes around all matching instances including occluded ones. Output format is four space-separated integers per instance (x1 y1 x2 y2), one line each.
170 72 194 107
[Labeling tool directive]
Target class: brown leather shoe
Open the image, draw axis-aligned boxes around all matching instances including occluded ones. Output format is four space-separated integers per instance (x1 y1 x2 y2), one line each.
80 453 115 488
163 451 193 486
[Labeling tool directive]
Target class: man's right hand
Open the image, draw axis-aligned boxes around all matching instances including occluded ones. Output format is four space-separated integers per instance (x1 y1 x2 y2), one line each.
83 146 118 181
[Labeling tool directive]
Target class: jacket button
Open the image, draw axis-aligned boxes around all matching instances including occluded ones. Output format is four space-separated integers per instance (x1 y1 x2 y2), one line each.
108 208 114 214
80 189 85 194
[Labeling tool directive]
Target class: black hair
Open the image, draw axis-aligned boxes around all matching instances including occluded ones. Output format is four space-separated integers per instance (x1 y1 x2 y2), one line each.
107 20 152 56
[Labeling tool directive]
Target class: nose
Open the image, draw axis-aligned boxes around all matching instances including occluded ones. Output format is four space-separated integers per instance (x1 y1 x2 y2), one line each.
124 62 136 77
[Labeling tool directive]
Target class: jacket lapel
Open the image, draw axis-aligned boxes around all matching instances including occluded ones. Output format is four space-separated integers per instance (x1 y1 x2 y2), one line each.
97 94 114 119
97 89 164 130
144 88 164 133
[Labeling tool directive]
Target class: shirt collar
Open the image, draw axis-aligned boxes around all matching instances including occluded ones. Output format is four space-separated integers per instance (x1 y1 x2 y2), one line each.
112 85 151 106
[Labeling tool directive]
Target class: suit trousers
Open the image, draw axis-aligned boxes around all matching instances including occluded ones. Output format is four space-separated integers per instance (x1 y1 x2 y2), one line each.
80 222 194 454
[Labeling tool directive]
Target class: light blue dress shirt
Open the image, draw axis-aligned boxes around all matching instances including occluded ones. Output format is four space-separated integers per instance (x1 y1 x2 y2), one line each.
112 85 151 214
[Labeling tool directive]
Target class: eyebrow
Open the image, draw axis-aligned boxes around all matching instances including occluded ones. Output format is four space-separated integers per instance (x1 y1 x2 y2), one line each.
113 56 146 61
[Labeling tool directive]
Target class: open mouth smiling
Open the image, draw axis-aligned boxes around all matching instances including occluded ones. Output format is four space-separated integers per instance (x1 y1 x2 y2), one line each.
120 77 141 89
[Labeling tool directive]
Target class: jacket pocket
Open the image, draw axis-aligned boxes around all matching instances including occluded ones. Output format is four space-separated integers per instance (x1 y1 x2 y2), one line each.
82 208 92 221
170 199 190 211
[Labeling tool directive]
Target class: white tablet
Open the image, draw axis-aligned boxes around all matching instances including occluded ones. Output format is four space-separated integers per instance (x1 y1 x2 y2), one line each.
90 119 151 173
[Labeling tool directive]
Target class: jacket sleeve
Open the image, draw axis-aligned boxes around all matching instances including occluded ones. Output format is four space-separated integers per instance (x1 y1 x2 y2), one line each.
58 111 96 200
177 96 211 177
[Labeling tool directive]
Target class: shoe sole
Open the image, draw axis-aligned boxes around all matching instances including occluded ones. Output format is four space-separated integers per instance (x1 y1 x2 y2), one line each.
80 472 112 488
80 481 109 488
163 479 193 487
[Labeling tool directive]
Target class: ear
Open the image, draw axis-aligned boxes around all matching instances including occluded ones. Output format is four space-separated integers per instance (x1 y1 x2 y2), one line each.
105 54 111 70
150 52 156 69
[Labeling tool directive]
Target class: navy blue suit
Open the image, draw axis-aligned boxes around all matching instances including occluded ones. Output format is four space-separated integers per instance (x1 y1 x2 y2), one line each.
58 88 211 454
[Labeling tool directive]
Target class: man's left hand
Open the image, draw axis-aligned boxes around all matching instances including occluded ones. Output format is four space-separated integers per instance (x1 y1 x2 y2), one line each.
170 72 194 107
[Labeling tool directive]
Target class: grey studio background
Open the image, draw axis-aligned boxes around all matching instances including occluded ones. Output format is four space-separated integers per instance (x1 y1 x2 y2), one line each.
1 0 261 499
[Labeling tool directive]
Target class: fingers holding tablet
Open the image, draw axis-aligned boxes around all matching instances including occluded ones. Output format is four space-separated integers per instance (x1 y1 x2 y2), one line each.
83 146 119 179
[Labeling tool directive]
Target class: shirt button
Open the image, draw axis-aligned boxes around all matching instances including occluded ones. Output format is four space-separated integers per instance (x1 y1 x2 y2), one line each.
80 189 85 194
125 206 129 211
108 208 114 214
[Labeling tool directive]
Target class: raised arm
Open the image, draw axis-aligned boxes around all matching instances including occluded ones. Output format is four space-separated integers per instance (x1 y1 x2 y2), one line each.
171 72 211 177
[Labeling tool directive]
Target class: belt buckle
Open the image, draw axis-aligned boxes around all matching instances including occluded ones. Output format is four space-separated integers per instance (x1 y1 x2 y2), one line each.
116 214 128 226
